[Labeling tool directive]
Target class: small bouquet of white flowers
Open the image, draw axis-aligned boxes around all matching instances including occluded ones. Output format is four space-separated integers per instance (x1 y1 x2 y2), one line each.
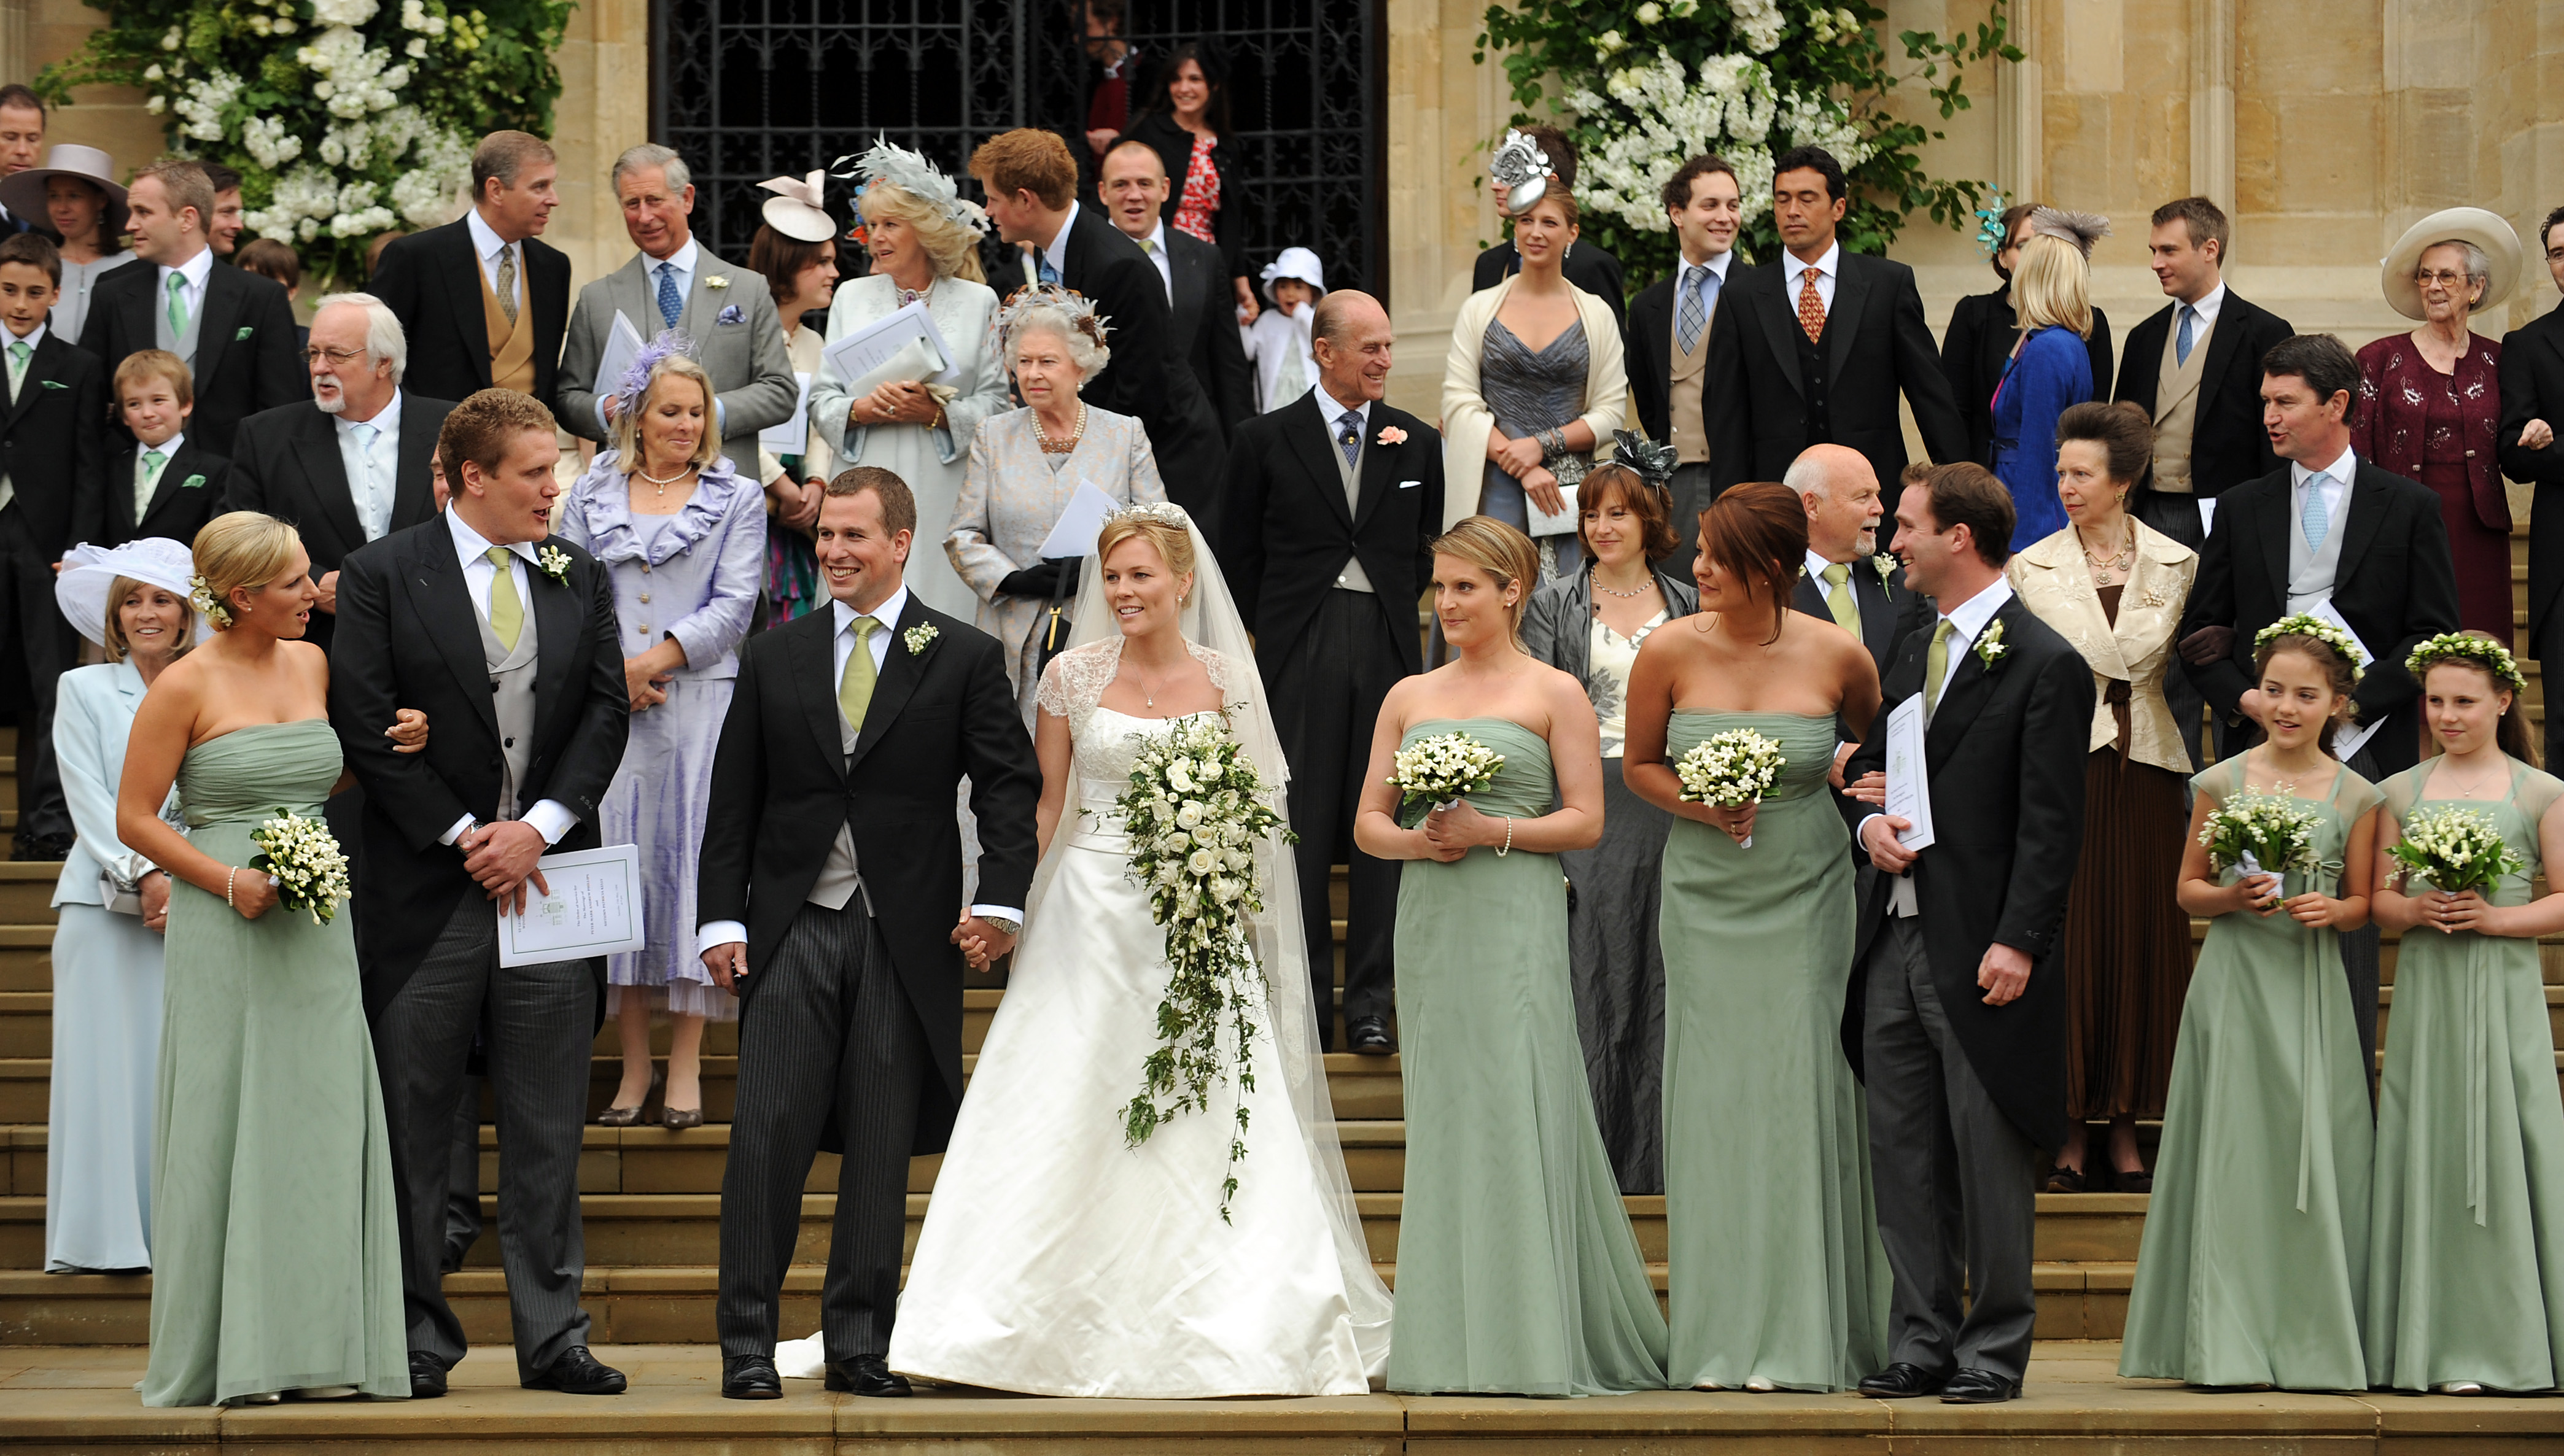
1674 727 1787 848
2196 788 2325 893
247 807 352 926
1116 711 1297 1222
2389 804 2523 897
1388 731 1506 828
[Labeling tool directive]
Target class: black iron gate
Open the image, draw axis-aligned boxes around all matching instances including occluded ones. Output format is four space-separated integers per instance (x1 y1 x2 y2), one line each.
650 0 1385 298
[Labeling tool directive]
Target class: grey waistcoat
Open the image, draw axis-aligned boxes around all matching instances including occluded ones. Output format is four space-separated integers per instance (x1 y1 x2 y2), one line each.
1332 424 1374 594
476 587 540 821
2284 474 2350 614
153 271 204 368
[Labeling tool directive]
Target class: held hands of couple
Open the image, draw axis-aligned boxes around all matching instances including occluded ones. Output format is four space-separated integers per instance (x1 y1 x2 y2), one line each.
141 871 171 934
950 912 1019 972
461 819 551 915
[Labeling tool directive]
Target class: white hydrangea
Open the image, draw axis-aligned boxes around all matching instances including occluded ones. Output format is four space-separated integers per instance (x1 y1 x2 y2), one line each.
400 0 449 34
1779 90 1873 168
171 68 243 142
240 114 303 169
311 0 381 25
1566 50 1782 231
1730 0 1788 53
298 25 405 118
390 125 471 225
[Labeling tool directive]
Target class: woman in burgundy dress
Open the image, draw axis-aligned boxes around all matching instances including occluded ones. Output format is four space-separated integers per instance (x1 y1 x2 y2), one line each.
2354 209 2527 640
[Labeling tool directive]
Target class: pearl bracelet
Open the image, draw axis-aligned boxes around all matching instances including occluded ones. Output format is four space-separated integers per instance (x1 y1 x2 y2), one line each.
1496 816 1514 857
225 867 238 908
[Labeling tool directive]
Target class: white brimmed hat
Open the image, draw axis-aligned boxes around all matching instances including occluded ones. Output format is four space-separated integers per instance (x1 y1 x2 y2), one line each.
2380 207 2522 320
1259 247 1325 306
0 144 126 241
756 170 836 244
55 537 209 648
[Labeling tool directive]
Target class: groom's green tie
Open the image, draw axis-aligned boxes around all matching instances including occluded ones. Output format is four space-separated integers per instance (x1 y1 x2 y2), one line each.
840 618 882 729
1923 618 1955 715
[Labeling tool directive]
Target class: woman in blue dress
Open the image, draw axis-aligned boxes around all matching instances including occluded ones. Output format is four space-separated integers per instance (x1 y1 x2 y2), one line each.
1991 210 2106 551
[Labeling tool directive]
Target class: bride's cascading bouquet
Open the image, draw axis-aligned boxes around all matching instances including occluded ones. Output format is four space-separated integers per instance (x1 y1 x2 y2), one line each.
1115 710 1297 1222
2389 805 2522 899
1673 727 1787 848
2197 787 2326 893
248 808 353 926
1388 731 1506 828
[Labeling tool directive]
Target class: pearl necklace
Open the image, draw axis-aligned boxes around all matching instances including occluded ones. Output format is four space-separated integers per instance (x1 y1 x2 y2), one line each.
1592 570 1653 600
1035 401 1089 454
636 462 696 498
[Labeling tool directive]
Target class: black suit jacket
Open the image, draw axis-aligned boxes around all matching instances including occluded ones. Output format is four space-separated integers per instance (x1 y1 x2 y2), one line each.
368 218 572 407
104 436 228 546
1165 227 1256 436
2501 306 2564 638
224 394 455 652
694 597 1040 1155
2116 289 2293 506
0 331 105 556
1706 251 1969 492
2177 459 2460 775
1224 393 1443 678
1841 595 2093 1149
329 520 631 1013
77 257 301 455
1059 205 1218 537
1475 239 1626 328
1938 287 2115 467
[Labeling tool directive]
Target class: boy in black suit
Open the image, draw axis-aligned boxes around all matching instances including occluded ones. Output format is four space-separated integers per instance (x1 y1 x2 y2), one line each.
0 230 104 858
104 350 228 546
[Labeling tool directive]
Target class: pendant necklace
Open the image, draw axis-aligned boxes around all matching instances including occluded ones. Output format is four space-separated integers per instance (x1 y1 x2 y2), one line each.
637 462 693 498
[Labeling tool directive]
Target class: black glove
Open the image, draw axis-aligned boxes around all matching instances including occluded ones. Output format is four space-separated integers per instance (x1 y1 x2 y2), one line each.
998 557 1083 599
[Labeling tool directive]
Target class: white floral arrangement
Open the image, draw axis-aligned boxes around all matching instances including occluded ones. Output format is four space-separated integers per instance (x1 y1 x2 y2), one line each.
2389 804 2523 898
248 807 353 926
534 543 572 584
1674 726 1787 848
1388 730 1507 828
2197 787 2325 888
1114 711 1296 1222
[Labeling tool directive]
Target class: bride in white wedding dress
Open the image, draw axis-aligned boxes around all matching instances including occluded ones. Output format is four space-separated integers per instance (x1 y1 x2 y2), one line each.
884 503 1393 1396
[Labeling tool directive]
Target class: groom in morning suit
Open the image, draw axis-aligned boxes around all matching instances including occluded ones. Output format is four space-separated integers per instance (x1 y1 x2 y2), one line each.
697 467 1041 1401
329 389 633 1401
1221 290 1443 1054
1844 464 2092 1405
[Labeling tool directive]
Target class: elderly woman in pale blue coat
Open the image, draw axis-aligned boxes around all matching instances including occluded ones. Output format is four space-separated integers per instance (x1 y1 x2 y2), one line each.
560 349 765 1129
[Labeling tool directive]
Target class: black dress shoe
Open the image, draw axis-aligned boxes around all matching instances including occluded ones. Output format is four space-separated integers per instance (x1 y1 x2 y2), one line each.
524 1346 627 1394
1346 1015 1396 1055
1940 1367 2022 1404
408 1351 448 1400
824 1355 911 1396
2116 1168 2154 1195
721 1353 783 1400
1857 1362 1949 1398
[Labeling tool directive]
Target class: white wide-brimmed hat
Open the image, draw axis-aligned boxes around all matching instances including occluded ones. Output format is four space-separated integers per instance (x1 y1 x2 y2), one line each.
55 538 209 649
0 144 126 241
1259 247 1326 305
2380 207 2522 320
757 170 836 244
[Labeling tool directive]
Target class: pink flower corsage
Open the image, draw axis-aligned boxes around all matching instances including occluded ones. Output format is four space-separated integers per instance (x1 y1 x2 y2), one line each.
1376 425 1408 446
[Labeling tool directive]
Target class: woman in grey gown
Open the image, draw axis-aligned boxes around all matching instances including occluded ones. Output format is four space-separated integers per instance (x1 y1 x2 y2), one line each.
1520 437 1696 1194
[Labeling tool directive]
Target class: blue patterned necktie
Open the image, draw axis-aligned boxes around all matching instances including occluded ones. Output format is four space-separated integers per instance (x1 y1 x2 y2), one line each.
2300 471 2332 551
2175 303 2198 366
1676 265 1707 354
1337 411 1362 469
655 261 683 330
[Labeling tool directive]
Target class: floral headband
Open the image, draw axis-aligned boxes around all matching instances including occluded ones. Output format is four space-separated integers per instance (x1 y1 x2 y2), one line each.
189 572 233 630
995 283 1109 351
1973 189 2010 258
615 329 697 411
2254 612 2366 685
2405 631 2526 693
1487 129 1556 214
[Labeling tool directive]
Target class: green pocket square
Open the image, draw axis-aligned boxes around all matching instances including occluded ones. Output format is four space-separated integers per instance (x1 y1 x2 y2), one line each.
233 326 254 341
180 473 207 490
38 379 64 389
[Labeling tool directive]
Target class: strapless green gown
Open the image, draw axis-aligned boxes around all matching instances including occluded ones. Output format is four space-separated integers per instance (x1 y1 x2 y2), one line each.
142 721 408 1407
1388 718 1669 1395
1658 712 1889 1390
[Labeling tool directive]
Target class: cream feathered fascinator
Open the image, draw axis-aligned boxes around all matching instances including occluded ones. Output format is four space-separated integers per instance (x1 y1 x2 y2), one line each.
2027 206 2112 258
994 282 1110 352
1488 128 1558 214
756 169 834 243
830 137 992 239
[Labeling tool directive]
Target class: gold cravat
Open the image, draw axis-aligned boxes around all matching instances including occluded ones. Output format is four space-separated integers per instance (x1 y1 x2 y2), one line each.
1820 562 1860 637
1923 618 1955 717
839 618 883 730
484 546 523 651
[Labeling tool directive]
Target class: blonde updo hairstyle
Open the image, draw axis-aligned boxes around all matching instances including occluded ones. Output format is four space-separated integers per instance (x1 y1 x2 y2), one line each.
1430 515 1540 641
608 353 723 471
193 511 301 631
1095 513 1197 606
858 185 989 285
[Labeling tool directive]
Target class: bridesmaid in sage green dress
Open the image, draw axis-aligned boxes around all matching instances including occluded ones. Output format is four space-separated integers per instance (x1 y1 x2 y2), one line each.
1622 481 1890 1391
2120 625 2379 1390
1356 516 1668 1396
2366 638 2564 1394
113 513 408 1407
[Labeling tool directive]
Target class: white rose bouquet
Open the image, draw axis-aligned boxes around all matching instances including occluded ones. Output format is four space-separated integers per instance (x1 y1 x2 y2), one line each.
2388 805 2523 897
1388 731 1506 828
247 807 353 926
1674 727 1787 848
1115 711 1296 1221
2196 788 2325 893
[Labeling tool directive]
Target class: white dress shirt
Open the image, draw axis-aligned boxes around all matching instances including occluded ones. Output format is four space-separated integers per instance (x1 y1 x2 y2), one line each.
465 205 526 313
1137 218 1175 304
2291 443 2355 530
157 246 216 333
437 507 578 848
131 428 185 526
1781 239 1839 319
336 389 403 542
1862 577 2014 915
1677 247 1734 318
1315 383 1370 448
2177 281 2227 333
695 587 1024 955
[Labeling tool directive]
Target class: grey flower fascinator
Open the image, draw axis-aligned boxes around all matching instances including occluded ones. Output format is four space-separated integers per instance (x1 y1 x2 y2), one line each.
1609 430 1679 487
1488 129 1558 214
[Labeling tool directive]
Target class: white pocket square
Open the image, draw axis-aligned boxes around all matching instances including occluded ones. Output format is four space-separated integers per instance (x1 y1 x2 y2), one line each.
1398 479 1421 489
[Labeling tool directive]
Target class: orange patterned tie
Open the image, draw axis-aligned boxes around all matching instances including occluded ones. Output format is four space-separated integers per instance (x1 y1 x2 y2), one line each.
1797 266 1826 344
